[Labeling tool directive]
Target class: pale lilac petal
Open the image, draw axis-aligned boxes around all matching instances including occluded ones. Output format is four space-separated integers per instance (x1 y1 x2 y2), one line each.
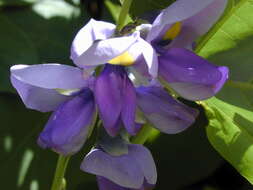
95 65 123 136
75 32 139 68
81 148 144 188
121 77 137 135
158 48 229 100
71 19 116 62
129 144 157 185
146 0 214 42
11 64 86 89
11 75 70 112
136 86 198 134
128 38 158 78
38 89 95 155
171 0 227 47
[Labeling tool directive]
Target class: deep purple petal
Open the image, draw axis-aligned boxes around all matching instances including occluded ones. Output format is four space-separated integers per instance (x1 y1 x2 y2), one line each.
121 76 138 135
71 19 116 62
171 0 227 48
11 75 70 112
11 64 87 89
38 89 95 155
95 65 123 136
81 148 144 188
136 86 198 134
146 0 215 42
158 48 229 100
75 32 139 68
97 176 130 190
97 176 155 190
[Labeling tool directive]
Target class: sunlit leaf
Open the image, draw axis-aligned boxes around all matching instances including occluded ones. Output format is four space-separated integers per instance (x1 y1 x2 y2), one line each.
204 97 253 183
105 0 131 23
198 0 253 184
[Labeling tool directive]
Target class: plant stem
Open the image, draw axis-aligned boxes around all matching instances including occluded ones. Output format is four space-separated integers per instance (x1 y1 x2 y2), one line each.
131 124 154 144
116 0 133 31
51 155 71 190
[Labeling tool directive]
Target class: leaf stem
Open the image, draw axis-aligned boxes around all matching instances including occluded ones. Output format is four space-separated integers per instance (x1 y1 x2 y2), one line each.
51 155 71 190
116 0 133 31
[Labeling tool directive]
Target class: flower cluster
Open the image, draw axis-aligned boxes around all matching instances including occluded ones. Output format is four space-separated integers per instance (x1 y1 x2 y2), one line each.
10 0 228 189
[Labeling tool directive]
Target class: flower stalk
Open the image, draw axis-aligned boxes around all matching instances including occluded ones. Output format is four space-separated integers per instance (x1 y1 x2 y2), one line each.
51 155 71 190
131 124 154 144
116 0 133 31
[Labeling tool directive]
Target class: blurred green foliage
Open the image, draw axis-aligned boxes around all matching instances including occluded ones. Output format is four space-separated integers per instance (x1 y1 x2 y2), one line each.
0 0 89 92
0 0 36 7
114 0 175 18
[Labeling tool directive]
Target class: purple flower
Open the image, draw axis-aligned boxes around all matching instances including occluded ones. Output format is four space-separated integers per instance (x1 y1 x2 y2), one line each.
136 85 198 134
37 89 95 155
158 48 228 100
95 64 138 136
10 64 96 155
70 19 159 136
70 19 158 78
146 0 228 48
81 144 157 189
139 0 229 100
10 18 156 154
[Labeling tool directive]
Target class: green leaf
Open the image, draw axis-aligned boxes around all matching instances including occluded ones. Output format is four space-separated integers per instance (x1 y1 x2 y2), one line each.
204 97 253 183
198 0 253 184
197 0 252 55
104 0 131 23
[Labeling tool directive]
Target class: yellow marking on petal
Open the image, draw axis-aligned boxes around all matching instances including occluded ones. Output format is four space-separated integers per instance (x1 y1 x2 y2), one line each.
108 51 135 66
55 88 80 96
163 22 182 40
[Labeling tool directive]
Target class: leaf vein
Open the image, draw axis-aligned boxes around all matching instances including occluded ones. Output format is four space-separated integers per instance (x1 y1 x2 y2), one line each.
208 101 253 141
233 13 253 29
